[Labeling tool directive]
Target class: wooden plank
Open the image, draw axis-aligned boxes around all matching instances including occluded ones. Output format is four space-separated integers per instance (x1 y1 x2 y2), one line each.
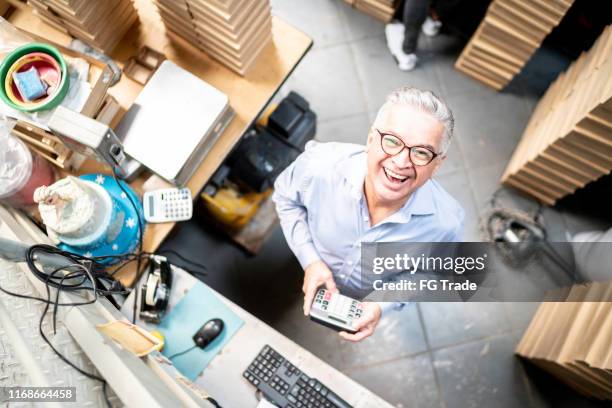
516 284 612 399
455 0 574 90
501 25 612 203
27 0 138 52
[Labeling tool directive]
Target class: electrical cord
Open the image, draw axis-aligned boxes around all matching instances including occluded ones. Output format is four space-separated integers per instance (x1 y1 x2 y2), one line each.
103 168 144 325
167 345 198 360
207 396 222 408
157 249 208 278
25 245 130 296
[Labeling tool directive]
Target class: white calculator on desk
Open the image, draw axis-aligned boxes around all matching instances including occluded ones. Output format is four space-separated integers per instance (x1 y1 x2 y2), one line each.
309 288 364 334
143 188 193 223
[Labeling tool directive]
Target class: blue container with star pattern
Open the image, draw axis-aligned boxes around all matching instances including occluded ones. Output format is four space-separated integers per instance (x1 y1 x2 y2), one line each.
57 174 143 265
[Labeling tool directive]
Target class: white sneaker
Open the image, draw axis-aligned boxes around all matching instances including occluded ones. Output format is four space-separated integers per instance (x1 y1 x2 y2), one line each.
422 16 442 37
384 22 404 55
385 22 418 71
397 53 417 71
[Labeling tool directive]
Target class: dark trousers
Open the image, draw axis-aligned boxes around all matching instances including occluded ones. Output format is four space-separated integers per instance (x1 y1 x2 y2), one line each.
400 0 430 54
398 0 463 54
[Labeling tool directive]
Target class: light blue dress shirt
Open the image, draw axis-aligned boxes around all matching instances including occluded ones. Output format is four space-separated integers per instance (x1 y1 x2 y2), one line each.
273 141 465 313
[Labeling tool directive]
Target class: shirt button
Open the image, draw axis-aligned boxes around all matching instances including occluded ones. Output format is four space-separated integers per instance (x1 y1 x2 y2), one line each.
347 261 353 266
339 274 346 279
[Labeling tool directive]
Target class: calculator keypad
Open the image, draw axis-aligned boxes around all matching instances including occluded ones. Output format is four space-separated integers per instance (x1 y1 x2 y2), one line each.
144 188 193 223
312 289 363 326
162 189 191 219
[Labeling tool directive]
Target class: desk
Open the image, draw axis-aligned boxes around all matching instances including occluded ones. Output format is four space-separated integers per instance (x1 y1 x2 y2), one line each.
1 204 393 407
7 0 312 285
123 268 394 408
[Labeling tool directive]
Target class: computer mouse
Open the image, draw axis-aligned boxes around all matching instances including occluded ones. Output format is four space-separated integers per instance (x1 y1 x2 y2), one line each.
192 318 224 349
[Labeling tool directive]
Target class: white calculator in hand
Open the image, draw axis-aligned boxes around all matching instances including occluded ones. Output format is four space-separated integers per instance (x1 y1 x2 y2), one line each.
309 288 364 334
143 188 193 223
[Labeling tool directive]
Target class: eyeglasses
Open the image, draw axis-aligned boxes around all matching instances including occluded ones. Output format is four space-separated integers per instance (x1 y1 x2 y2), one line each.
376 129 439 166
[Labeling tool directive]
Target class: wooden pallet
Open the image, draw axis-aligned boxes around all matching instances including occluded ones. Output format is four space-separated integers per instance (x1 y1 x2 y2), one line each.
501 25 612 205
0 0 11 16
516 282 612 400
455 0 574 90
26 0 138 53
153 0 273 76
353 0 397 23
343 0 397 23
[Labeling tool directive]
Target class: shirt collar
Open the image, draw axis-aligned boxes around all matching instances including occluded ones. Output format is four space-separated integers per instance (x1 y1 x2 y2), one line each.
342 152 436 223
403 180 436 216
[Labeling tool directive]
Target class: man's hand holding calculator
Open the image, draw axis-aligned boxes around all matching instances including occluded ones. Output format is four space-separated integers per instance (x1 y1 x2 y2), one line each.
302 260 339 316
303 261 381 342
338 302 381 342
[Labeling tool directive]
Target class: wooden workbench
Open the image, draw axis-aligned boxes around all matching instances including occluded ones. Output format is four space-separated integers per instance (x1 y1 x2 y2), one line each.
7 0 312 285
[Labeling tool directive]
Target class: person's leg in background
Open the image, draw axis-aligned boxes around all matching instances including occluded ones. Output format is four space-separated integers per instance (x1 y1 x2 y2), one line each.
422 0 443 37
423 0 463 36
402 0 429 55
385 0 428 71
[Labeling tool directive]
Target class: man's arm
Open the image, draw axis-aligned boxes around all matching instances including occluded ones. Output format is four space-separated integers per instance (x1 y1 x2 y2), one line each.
273 143 338 315
272 146 321 269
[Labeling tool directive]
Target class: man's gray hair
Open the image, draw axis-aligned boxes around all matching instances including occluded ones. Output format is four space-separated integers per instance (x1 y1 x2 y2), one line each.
373 87 455 154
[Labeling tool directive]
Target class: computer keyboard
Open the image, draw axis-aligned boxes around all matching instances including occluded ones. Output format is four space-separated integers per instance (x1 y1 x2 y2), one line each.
243 345 353 408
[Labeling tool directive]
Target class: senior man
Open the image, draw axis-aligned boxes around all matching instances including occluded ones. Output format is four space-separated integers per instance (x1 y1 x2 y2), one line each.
273 87 464 342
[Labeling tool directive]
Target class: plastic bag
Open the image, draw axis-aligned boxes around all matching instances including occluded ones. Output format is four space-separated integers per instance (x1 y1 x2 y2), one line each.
0 113 32 200
0 16 34 58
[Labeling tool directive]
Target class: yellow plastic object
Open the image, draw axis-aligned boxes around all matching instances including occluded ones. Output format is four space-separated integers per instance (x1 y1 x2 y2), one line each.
5 53 61 106
96 320 164 357
256 102 278 127
150 330 165 351
5 84 32 106
201 186 271 229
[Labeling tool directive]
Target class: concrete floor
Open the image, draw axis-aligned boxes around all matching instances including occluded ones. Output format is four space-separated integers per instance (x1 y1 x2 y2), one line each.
163 1 611 407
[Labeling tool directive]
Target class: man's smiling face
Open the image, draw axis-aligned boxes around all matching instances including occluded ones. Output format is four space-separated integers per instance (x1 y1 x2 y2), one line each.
365 104 445 207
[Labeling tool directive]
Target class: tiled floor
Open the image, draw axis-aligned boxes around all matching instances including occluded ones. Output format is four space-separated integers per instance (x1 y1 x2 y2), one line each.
162 1 611 407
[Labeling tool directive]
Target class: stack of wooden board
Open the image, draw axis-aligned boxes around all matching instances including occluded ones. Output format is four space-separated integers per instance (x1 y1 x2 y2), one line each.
153 0 272 76
501 25 612 205
1 1 10 17
516 282 612 400
26 0 138 53
455 0 574 90
343 0 397 23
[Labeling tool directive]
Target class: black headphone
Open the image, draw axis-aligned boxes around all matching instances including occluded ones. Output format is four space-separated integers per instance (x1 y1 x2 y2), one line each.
139 255 172 323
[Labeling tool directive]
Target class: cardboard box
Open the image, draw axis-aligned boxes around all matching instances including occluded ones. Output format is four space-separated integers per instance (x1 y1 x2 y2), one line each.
516 282 612 400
